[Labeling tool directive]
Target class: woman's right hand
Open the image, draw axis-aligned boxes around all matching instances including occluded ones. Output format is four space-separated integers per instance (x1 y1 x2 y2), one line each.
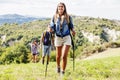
72 29 76 36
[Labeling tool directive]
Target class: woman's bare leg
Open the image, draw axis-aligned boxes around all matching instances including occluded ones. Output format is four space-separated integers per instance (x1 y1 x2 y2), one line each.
56 46 62 69
62 45 70 72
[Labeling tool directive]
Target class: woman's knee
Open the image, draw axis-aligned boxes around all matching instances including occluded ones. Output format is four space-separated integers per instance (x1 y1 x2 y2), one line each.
62 55 67 60
56 54 61 59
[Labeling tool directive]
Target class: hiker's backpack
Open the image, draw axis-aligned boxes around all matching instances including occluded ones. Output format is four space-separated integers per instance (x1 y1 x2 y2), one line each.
43 31 51 46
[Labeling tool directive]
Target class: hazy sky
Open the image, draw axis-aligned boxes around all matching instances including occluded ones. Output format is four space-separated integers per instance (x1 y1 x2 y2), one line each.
0 0 120 20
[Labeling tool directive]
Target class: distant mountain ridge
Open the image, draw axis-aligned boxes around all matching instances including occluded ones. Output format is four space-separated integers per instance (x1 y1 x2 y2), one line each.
0 14 46 25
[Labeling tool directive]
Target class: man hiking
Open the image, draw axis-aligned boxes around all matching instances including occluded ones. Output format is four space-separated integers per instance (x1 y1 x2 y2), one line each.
40 25 53 65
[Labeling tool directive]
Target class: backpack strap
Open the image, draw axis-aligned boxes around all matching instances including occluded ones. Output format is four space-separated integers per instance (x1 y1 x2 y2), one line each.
41 31 46 43
43 31 46 38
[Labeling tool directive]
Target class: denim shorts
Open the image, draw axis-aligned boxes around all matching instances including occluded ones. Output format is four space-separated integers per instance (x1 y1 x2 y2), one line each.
42 45 51 57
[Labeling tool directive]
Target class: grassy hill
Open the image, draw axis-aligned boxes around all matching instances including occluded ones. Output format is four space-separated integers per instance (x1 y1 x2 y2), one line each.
83 48 120 60
0 55 120 80
0 47 120 80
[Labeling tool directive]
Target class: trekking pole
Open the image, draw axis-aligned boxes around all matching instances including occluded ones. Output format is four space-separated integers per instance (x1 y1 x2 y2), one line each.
45 55 48 77
72 36 75 71
44 46 50 77
70 34 75 71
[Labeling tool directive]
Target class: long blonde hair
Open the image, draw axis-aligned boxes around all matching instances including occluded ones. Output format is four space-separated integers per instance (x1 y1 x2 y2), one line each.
54 2 69 23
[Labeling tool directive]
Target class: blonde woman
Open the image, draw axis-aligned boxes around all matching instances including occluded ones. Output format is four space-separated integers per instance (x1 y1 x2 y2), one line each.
50 2 75 75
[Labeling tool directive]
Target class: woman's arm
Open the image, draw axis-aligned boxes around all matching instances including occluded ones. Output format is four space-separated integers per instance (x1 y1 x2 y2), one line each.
69 16 76 36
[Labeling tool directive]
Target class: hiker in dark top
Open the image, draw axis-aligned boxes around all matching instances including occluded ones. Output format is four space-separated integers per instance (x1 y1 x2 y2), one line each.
31 40 39 63
41 25 53 65
50 2 76 75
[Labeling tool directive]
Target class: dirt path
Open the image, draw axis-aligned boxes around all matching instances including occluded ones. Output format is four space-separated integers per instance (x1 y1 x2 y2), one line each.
83 48 120 60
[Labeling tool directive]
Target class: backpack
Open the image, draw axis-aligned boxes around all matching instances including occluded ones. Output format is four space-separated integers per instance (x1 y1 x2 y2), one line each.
43 31 51 46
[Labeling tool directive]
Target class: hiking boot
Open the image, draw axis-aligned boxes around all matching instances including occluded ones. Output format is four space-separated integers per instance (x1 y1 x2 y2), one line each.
61 71 65 77
61 71 65 75
57 67 61 73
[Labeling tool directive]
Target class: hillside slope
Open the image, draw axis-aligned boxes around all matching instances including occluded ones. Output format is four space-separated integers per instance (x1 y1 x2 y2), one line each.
0 53 120 80
83 48 120 60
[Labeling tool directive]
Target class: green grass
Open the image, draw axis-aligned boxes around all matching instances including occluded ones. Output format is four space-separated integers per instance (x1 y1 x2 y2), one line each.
0 56 120 80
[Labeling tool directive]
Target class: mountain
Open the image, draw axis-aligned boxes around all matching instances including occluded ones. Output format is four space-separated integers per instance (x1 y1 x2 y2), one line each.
0 14 46 25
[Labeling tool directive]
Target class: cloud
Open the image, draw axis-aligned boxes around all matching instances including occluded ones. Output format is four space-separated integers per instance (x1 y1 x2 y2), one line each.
0 0 120 19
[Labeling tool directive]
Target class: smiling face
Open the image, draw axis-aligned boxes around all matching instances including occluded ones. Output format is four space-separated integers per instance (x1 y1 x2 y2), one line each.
56 2 67 16
57 3 65 15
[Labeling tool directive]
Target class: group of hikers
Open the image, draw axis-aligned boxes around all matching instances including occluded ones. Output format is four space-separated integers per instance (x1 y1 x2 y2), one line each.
31 2 76 76
31 24 53 64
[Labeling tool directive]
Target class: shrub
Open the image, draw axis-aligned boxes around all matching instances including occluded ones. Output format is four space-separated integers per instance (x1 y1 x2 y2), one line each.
69 46 83 58
0 43 29 64
111 40 120 48
17 35 23 40
97 45 106 52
